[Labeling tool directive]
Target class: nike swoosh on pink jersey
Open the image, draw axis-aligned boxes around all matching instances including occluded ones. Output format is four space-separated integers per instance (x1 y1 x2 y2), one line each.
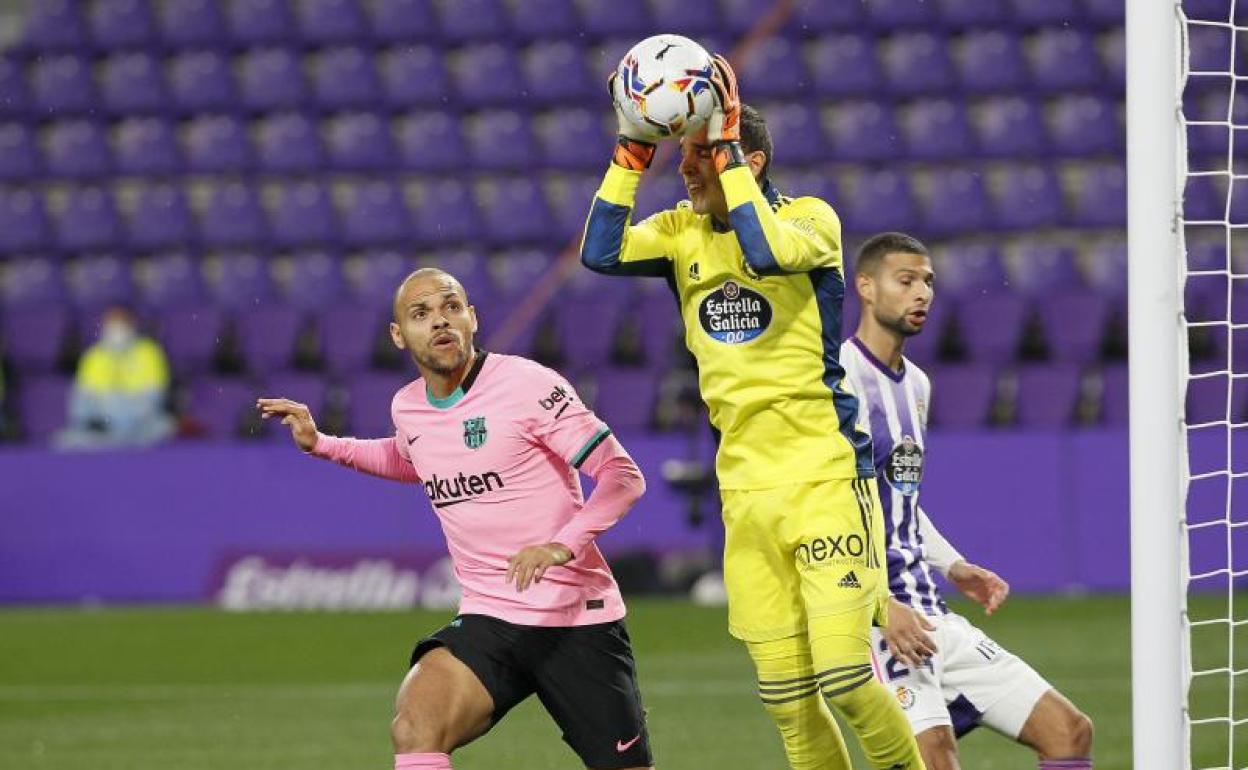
616 733 642 753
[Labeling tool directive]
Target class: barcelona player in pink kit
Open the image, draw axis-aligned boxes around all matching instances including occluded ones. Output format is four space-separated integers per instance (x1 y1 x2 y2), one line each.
257 268 655 770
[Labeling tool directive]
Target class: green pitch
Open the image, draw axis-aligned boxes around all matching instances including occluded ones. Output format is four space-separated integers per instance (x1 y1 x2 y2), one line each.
0 595 1241 769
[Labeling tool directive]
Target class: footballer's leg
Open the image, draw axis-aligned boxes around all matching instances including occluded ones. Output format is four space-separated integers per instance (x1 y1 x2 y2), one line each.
1016 690 1094 768
914 727 960 770
391 647 493 769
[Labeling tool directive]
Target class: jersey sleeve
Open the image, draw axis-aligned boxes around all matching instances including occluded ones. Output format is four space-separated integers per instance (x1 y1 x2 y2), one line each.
580 163 679 278
720 166 843 275
309 433 421 484
917 507 965 576
518 364 614 471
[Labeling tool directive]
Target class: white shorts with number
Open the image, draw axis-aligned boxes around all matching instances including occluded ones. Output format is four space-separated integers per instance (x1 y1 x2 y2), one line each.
870 611 1052 739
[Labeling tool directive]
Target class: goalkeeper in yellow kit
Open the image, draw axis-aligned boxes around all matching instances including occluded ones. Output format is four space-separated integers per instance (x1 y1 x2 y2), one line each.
581 55 924 770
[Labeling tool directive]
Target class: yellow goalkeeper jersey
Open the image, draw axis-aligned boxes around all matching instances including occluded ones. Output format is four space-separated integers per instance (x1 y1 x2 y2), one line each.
581 163 873 490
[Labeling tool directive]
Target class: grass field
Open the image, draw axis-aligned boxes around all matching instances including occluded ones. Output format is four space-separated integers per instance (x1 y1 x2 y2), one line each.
0 595 1243 769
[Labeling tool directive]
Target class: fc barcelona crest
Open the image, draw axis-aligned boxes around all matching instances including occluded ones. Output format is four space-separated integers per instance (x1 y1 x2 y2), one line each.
462 417 488 449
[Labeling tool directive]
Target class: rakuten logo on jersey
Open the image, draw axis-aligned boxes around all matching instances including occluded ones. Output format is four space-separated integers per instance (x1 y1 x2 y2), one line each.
424 470 506 508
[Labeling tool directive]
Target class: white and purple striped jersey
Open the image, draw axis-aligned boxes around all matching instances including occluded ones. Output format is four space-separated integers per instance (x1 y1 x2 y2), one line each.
840 337 950 616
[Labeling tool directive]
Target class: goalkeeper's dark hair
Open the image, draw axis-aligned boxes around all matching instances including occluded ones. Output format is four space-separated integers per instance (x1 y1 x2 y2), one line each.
855 232 930 276
739 103 772 182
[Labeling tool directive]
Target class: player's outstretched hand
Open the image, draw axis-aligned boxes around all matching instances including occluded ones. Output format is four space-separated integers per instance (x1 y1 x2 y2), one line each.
948 561 1010 615
884 598 937 670
256 397 318 452
706 53 740 145
506 542 573 592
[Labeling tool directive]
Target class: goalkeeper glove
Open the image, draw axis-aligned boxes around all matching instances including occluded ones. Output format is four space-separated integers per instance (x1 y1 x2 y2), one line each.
707 54 745 174
608 71 657 171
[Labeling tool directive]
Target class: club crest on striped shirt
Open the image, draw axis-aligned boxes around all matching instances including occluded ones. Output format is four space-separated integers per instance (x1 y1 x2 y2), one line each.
462 417 488 449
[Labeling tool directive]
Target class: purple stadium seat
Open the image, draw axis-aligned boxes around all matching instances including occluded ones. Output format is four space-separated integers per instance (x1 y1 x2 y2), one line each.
0 189 50 252
825 101 902 162
466 111 537 171
1083 239 1127 302
437 0 508 43
273 250 343 310
258 372 330 437
381 46 450 109
450 44 523 108
485 248 551 300
297 0 368 45
737 38 808 99
1009 244 1081 297
428 249 493 302
1099 364 1128 425
318 305 384 373
256 112 325 173
185 115 252 173
396 112 467 171
718 0 771 34
1040 290 1112 364
1014 365 1082 428
239 48 309 112
523 42 595 105
156 306 224 374
1029 29 1103 92
477 177 555 245
326 112 396 171
90 0 158 50
65 254 134 311
0 124 38 180
936 0 1009 28
3 307 70 371
1 257 66 308
15 375 71 442
344 250 415 302
933 244 1006 301
1068 164 1126 228
346 372 410 437
1010 0 1081 26
1049 95 1121 156
926 364 997 428
369 0 437 43
341 180 411 247
975 96 1047 158
135 253 203 310
881 32 956 95
956 31 1028 94
56 188 123 253
958 294 1027 362
865 0 937 27
649 0 719 35
922 168 992 235
590 368 657 431
17 0 89 54
762 103 825 164
127 185 195 251
578 0 651 38
159 0 229 48
0 58 32 120
412 179 478 245
1100 29 1125 91
780 170 839 207
188 377 254 439
314 47 382 111
236 305 302 374
843 170 920 234
902 100 975 160
993 165 1063 229
536 110 610 170
1084 0 1124 26
30 55 96 117
168 51 237 113
558 294 622 366
508 0 578 40
45 121 112 178
633 175 687 221
114 118 182 175
788 0 864 31
543 173 602 236
227 0 297 46
809 34 883 97
203 251 273 309
269 182 338 248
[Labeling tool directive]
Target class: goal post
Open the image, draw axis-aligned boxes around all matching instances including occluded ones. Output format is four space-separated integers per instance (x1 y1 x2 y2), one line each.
1127 1 1189 768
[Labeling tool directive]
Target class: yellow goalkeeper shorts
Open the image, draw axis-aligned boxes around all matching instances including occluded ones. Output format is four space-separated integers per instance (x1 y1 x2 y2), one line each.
721 477 889 642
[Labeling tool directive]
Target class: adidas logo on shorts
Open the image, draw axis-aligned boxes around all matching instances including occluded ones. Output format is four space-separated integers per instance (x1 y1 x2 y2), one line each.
837 571 861 589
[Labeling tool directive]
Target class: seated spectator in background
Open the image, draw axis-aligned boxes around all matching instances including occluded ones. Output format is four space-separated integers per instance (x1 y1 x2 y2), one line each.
58 306 174 449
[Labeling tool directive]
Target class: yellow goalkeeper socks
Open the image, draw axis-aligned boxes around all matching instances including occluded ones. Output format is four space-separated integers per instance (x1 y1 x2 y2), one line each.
809 609 925 770
747 633 853 770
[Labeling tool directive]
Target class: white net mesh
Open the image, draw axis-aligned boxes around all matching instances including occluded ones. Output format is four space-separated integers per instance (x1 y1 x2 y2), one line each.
1180 3 1248 767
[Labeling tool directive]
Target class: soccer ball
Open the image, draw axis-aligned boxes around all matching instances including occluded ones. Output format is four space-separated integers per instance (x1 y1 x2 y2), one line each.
613 34 717 140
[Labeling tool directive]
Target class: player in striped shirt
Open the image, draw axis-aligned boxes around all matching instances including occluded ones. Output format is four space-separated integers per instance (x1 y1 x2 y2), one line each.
841 232 1094 770
258 268 656 770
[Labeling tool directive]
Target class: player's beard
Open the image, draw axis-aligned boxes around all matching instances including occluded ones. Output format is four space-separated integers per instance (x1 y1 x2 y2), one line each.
414 338 473 376
877 309 923 338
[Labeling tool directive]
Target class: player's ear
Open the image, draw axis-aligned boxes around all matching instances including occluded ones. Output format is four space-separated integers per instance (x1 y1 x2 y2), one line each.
746 150 767 180
468 305 479 334
389 321 407 350
856 271 874 303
